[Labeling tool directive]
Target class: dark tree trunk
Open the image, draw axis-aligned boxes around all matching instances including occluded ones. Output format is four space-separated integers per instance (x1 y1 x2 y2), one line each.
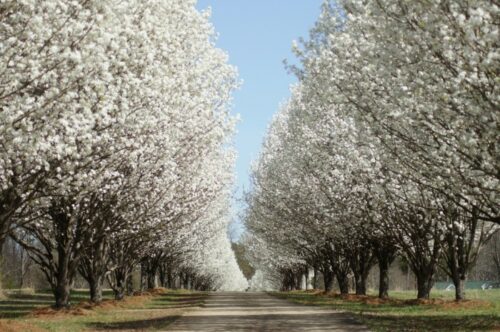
141 256 161 290
378 259 390 299
391 206 444 301
312 267 318 289
167 268 173 289
0 236 5 257
348 242 375 296
54 273 72 308
108 268 128 300
78 243 109 303
453 275 466 301
106 239 142 300
114 275 126 300
159 264 166 287
140 263 147 291
354 272 367 295
89 276 103 303
336 271 349 295
0 189 22 254
416 272 433 299
126 274 134 296
13 201 84 309
441 207 488 301
147 272 157 289
322 270 334 291
374 244 396 299
296 272 302 290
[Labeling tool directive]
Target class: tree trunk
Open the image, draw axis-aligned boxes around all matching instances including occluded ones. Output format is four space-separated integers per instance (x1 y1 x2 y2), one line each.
374 242 396 299
115 289 125 300
140 264 147 291
54 277 71 308
322 270 333 291
336 271 349 295
53 230 77 308
348 243 375 296
126 274 134 296
108 269 128 300
114 275 126 300
453 275 466 301
159 264 166 287
89 276 103 303
167 268 173 289
147 272 157 289
312 268 318 289
354 272 367 295
416 273 433 299
378 259 390 299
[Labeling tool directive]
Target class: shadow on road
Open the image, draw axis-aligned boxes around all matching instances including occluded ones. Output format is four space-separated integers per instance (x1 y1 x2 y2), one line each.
87 315 181 331
168 292 370 331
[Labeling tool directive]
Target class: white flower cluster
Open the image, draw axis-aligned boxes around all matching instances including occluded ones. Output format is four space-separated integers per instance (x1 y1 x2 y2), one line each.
244 0 498 300
0 0 245 305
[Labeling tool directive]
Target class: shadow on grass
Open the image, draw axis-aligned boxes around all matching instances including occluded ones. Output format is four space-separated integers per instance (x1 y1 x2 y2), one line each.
145 294 205 311
273 292 500 331
154 295 205 303
363 313 500 331
0 293 54 318
0 289 115 319
86 315 181 330
6 293 53 301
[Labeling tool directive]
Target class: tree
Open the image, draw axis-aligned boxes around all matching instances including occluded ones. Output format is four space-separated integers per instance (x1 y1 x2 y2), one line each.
5 0 245 306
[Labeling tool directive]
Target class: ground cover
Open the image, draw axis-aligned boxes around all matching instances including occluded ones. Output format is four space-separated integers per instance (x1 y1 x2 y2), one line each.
272 289 500 331
0 288 205 331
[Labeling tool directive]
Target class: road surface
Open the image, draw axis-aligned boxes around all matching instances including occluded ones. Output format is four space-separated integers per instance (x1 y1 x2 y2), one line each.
167 292 370 331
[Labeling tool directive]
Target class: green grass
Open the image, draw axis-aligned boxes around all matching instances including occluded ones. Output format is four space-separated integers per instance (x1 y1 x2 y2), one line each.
0 288 206 331
271 289 500 332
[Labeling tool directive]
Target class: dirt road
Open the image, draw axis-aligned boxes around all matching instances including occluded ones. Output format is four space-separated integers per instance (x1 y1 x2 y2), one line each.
167 292 370 331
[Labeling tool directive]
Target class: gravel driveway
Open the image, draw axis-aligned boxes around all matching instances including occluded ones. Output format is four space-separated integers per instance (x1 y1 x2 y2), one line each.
167 292 370 331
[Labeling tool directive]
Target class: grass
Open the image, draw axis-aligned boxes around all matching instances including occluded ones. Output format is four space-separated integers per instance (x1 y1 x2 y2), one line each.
271 289 500 332
0 289 115 319
0 288 206 331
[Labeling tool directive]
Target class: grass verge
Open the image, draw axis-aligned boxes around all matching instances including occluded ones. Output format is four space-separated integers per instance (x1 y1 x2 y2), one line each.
271 289 500 332
0 288 205 331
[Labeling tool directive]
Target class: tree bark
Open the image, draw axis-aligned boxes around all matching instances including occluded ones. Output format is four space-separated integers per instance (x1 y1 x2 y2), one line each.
348 242 375 296
416 272 433 299
54 275 71 308
167 268 173 289
159 264 166 287
378 259 390 299
374 244 396 299
126 274 134 296
336 271 349 295
322 270 334 291
453 275 466 301
140 264 147 291
114 275 126 300
147 272 157 289
88 275 103 303
78 245 109 303
312 267 318 289
108 268 128 300
354 272 367 295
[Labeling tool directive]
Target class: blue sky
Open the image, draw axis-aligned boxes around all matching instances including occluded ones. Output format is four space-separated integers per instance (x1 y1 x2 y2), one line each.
195 0 323 239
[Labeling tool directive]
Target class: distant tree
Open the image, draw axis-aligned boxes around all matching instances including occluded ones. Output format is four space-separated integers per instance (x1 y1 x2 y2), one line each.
231 242 256 281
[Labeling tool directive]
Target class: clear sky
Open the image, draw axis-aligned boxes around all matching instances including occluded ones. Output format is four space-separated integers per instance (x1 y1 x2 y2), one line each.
195 0 323 240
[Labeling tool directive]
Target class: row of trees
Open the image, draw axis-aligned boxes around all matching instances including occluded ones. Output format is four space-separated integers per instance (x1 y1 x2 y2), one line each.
0 0 247 307
244 0 499 301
